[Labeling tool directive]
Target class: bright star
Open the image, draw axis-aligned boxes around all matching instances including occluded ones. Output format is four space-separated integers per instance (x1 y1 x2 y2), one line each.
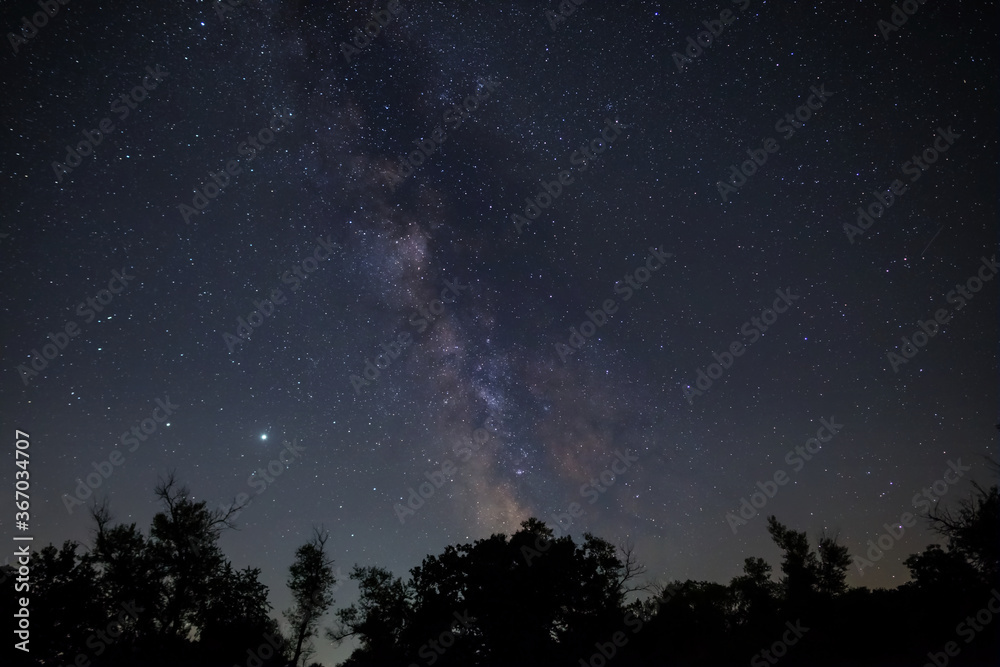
261 434 268 441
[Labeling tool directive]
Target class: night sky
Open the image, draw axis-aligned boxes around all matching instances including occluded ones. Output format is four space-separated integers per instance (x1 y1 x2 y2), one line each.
2 0 996 664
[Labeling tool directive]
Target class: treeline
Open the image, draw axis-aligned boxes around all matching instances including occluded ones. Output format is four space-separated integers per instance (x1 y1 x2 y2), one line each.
6 474 331 667
5 472 997 666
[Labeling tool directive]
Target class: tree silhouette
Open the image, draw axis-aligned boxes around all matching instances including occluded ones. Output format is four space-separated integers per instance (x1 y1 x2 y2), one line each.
29 541 104 662
328 565 414 665
766 515 820 611
12 468 999 667
147 473 241 643
815 531 852 597
330 518 646 667
90 498 163 648
26 474 288 666
926 479 999 586
286 526 338 667
200 562 281 664
729 556 780 627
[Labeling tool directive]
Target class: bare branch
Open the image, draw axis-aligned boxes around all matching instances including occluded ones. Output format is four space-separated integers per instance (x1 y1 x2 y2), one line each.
616 539 649 596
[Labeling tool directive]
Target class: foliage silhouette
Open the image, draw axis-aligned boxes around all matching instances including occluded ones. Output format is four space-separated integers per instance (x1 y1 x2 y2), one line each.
286 526 339 667
7 471 998 667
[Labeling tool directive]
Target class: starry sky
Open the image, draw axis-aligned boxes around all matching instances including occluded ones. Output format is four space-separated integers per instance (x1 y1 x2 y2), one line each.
1 1 996 664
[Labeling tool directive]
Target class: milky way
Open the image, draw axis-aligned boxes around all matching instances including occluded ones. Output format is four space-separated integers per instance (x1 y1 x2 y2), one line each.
1 2 995 665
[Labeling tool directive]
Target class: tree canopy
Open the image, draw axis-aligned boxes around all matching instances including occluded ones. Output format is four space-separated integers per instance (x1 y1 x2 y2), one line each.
6 472 997 667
